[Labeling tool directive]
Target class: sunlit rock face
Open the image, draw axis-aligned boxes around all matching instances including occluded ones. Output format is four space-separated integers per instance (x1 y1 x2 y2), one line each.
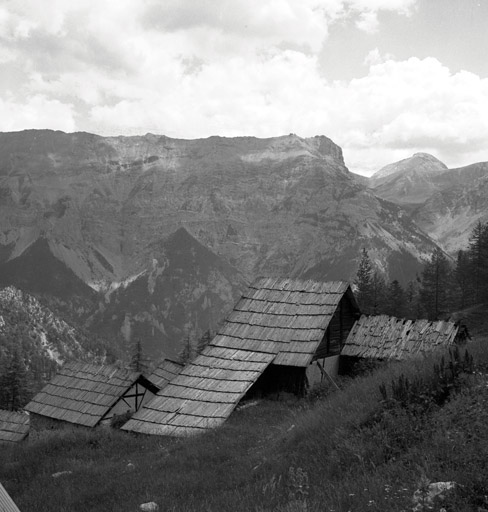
369 153 449 207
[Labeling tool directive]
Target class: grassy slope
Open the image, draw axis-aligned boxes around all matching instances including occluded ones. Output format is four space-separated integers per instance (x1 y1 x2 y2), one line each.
2 335 488 512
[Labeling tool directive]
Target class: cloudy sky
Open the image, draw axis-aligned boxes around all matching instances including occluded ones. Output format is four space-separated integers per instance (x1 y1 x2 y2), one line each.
1 0 487 175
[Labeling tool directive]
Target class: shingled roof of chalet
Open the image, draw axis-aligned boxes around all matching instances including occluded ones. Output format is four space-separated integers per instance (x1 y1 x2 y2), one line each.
0 409 29 443
25 362 146 427
123 277 357 436
147 359 184 390
341 314 461 360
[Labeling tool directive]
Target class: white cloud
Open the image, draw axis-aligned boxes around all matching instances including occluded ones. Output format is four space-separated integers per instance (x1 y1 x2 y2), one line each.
355 11 379 33
0 95 76 132
347 0 416 15
4 0 488 175
329 57 488 173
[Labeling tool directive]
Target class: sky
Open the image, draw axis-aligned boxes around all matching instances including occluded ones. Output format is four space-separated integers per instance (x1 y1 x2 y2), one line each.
1 0 488 176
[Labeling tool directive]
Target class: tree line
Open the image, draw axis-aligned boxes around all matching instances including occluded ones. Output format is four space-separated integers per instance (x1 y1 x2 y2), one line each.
354 221 488 320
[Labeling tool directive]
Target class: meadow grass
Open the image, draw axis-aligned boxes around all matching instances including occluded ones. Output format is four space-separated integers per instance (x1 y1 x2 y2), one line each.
2 336 488 511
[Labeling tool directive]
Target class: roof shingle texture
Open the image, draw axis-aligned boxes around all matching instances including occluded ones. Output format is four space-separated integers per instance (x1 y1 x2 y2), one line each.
341 314 460 360
25 362 141 427
0 409 29 443
147 359 184 390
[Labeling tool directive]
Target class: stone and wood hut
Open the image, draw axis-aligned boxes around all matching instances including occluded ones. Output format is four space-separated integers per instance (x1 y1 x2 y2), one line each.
0 409 29 444
340 314 465 370
122 277 360 437
25 362 159 431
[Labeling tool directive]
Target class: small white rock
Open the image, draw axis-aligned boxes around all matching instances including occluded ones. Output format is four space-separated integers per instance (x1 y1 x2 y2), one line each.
140 502 159 511
52 471 73 478
127 462 135 470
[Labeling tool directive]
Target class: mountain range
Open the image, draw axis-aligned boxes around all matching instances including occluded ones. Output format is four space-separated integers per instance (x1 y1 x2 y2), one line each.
1 130 486 359
369 153 488 253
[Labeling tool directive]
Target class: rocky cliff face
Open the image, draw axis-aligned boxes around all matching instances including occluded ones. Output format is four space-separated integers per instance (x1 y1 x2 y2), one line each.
0 130 438 283
0 130 446 357
412 163 488 253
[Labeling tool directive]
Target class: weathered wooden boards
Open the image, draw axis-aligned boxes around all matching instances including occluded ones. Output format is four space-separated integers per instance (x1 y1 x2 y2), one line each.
341 314 460 360
147 359 184 390
25 363 144 427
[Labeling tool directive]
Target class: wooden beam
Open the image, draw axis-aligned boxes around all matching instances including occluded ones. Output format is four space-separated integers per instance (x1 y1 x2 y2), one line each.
315 360 340 391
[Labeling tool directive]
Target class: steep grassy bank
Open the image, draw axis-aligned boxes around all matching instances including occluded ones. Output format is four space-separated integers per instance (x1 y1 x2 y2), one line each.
1 337 488 512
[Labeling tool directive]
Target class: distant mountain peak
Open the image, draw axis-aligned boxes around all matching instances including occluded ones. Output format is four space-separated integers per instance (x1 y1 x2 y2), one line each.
412 152 439 159
372 152 447 181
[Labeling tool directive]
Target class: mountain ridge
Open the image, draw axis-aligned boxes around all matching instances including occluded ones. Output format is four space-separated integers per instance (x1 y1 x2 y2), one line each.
367 153 488 254
0 129 453 356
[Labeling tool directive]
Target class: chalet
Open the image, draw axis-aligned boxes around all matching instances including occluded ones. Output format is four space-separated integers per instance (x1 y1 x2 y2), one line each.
122 277 360 437
341 314 465 369
0 409 29 444
147 359 184 390
25 362 159 431
0 483 21 512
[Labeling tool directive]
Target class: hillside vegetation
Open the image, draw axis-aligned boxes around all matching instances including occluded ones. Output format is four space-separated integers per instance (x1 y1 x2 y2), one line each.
1 331 488 512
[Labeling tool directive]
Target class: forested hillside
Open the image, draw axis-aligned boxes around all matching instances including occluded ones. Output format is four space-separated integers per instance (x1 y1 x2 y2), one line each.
0 287 116 410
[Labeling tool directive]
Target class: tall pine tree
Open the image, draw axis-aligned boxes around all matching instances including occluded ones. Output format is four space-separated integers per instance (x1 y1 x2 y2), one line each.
454 249 474 309
128 338 148 373
385 279 406 317
0 347 31 410
468 221 488 303
419 248 453 320
371 272 387 315
178 332 195 365
354 248 374 313
196 330 213 356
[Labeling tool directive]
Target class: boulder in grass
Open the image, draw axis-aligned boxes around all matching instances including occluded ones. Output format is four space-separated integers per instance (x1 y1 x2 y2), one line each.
412 481 456 511
140 502 159 511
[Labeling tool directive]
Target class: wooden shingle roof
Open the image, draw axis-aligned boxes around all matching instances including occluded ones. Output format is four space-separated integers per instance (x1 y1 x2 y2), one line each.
341 314 460 360
147 359 184 390
122 346 275 436
123 277 355 436
214 277 354 367
0 483 21 512
0 410 29 443
24 362 142 427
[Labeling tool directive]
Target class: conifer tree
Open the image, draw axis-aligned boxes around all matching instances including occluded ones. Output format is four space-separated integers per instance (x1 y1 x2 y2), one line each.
129 338 147 373
1 347 31 410
354 248 374 313
405 279 421 319
178 332 195 365
468 221 488 303
419 248 453 320
371 272 387 315
385 279 406 317
196 329 213 356
454 249 474 309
